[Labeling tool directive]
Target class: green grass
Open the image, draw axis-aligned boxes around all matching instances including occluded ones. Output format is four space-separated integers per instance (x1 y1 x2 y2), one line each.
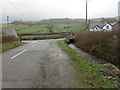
0 42 27 52
0 24 2 34
2 24 85 34
57 40 116 88
53 24 85 32
11 25 28 30
1 23 85 34
18 25 46 34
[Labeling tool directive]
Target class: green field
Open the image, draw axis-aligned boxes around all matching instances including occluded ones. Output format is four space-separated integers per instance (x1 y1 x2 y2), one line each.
17 24 85 34
18 25 46 34
1 24 85 34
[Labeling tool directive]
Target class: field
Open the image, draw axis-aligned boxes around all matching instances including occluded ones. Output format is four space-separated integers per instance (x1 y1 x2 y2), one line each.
18 25 46 34
17 24 85 34
1 20 85 41
1 24 85 34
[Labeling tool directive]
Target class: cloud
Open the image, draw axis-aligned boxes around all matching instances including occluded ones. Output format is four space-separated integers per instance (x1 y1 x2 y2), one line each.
1 0 119 23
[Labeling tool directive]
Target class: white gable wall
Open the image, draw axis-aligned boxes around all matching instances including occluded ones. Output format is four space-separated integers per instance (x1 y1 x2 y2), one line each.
89 29 94 31
103 23 112 31
93 26 101 31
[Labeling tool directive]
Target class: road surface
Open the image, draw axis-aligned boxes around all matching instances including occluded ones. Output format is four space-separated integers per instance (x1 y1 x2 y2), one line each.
2 39 79 88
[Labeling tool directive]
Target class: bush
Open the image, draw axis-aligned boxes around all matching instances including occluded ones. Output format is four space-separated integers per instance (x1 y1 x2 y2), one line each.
1 35 19 43
75 30 119 68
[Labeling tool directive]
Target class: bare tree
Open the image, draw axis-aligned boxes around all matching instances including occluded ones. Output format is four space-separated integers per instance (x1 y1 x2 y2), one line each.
45 24 54 32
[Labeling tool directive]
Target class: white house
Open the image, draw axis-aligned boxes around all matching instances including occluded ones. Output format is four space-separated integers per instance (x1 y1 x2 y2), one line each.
89 23 104 31
102 22 113 31
89 22 113 31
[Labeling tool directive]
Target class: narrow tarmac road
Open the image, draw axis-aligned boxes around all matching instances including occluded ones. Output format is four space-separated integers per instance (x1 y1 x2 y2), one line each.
2 39 78 88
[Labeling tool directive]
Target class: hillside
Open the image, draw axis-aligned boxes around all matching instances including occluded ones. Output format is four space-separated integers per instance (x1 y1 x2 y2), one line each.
11 18 86 25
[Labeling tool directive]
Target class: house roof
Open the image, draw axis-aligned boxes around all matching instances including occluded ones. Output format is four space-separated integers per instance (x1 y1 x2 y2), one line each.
111 22 117 26
112 22 120 30
88 23 104 29
113 22 120 26
89 22 115 29
102 22 112 27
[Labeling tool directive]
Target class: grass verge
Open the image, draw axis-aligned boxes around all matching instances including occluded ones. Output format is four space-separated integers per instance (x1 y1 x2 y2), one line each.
0 42 27 52
57 40 117 88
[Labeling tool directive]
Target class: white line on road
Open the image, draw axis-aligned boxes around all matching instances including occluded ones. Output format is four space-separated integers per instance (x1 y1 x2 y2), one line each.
31 44 37 47
10 49 28 59
33 41 38 43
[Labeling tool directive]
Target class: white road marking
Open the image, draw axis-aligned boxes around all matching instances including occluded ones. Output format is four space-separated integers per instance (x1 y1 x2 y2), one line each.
31 44 37 47
33 41 38 43
10 49 28 59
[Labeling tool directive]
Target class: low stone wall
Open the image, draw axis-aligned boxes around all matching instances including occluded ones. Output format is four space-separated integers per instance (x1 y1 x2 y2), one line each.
22 36 66 40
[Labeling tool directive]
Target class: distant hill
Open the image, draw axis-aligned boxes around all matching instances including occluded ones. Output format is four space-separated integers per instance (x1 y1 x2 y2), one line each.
11 18 86 25
11 17 118 25
90 17 118 23
36 18 86 25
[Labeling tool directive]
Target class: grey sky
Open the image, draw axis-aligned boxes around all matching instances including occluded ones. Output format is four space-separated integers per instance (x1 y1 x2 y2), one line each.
1 0 120 23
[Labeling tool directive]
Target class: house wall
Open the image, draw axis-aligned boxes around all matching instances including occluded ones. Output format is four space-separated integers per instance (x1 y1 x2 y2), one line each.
89 29 94 31
93 26 101 31
103 23 112 31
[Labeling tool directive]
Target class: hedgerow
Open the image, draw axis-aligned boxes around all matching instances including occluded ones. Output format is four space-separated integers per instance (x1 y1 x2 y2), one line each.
75 30 119 68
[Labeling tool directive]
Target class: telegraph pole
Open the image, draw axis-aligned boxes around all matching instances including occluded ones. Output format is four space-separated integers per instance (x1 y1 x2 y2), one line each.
7 16 9 27
85 0 91 30
118 1 120 23
86 0 88 28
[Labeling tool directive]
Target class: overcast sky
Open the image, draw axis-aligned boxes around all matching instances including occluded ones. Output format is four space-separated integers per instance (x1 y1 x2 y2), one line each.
1 0 120 23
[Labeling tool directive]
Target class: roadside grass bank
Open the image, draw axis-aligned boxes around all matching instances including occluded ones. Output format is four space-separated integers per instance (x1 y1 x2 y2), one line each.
0 42 27 52
57 40 117 88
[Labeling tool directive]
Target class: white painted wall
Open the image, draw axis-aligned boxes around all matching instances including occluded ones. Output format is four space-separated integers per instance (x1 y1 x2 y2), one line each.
93 26 101 31
103 23 112 31
89 29 94 31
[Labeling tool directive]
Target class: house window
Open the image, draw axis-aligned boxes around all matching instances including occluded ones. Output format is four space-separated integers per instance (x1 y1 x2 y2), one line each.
106 25 109 29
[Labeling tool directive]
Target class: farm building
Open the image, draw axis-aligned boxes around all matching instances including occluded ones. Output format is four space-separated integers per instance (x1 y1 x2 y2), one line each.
89 22 118 31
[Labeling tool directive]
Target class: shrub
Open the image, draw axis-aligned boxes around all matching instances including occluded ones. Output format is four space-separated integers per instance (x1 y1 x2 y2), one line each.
2 35 19 43
75 30 119 68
